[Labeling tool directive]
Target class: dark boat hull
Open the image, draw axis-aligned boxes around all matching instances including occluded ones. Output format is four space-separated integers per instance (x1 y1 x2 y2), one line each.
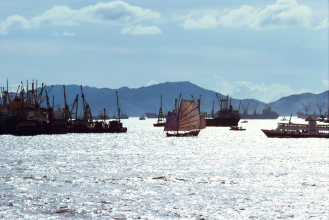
230 127 246 131
206 118 240 127
262 129 329 138
153 123 165 127
166 130 200 137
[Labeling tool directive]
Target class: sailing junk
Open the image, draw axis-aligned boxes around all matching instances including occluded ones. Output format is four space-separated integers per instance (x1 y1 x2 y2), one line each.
164 99 206 137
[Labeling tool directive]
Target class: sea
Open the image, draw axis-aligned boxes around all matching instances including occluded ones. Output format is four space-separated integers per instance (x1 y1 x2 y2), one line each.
1 117 328 219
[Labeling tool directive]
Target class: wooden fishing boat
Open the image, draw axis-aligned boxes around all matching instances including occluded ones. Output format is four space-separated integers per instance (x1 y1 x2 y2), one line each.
164 98 206 137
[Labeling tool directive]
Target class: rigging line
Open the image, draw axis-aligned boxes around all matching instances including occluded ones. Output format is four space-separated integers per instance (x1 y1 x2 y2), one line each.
178 100 195 116
179 117 201 127
179 112 200 122
179 111 199 122
179 105 198 120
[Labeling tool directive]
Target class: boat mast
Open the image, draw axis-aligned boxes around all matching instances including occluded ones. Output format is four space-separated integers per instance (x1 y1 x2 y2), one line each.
116 91 120 121
157 95 164 123
212 101 214 118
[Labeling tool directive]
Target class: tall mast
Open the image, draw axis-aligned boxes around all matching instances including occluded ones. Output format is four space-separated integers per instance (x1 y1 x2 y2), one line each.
212 101 214 118
116 91 120 121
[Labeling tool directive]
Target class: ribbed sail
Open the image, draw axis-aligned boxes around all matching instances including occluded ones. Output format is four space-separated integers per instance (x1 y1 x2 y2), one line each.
177 99 201 131
200 115 206 129
164 112 178 131
164 99 206 132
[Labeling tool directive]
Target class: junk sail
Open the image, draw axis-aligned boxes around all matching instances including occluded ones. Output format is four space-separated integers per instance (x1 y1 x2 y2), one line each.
164 99 206 135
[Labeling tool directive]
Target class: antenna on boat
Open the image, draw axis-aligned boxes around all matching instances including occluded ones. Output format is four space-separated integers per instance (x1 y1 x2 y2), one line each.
289 113 292 124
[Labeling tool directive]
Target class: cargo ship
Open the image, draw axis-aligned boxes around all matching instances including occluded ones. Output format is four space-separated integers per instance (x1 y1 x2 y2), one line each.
241 106 279 119
145 112 158 118
206 94 241 127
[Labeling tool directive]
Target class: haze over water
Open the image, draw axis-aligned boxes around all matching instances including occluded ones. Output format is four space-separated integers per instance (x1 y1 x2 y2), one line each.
1 117 328 219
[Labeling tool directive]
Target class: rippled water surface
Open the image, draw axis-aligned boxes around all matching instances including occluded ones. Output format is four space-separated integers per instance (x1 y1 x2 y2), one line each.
1 117 328 219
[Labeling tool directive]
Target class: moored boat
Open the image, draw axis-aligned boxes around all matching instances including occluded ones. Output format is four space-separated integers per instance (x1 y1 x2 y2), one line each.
230 126 246 131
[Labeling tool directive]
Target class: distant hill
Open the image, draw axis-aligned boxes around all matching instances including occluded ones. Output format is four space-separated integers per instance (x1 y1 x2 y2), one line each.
41 81 328 117
269 91 329 116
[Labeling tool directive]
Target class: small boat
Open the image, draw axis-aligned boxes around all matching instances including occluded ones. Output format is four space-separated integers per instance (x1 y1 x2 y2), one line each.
281 117 287 121
106 91 127 133
139 114 146 120
230 126 246 131
164 96 206 137
241 120 248 123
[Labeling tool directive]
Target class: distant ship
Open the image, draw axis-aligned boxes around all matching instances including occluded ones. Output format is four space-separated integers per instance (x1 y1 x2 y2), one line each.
206 94 241 127
145 112 158 118
241 106 279 119
239 102 279 119
296 102 325 120
120 111 129 119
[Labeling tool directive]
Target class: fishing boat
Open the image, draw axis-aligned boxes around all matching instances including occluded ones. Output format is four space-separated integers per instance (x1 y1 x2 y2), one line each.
261 115 329 138
153 95 166 127
107 91 127 133
164 98 206 137
139 114 146 120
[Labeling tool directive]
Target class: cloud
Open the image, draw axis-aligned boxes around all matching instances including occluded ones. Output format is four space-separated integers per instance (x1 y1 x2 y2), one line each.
53 31 76 36
179 0 318 30
63 31 75 36
0 1 161 35
146 80 158 86
0 15 31 35
323 80 329 87
314 18 329 30
121 25 162 35
213 76 309 103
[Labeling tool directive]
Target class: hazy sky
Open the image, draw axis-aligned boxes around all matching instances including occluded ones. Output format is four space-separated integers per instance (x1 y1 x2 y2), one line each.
0 0 328 102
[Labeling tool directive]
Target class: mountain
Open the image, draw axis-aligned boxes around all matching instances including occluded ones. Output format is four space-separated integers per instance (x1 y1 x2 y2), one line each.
269 91 329 116
41 81 328 117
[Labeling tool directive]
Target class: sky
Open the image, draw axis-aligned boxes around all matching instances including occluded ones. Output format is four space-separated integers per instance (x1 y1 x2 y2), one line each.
0 0 328 103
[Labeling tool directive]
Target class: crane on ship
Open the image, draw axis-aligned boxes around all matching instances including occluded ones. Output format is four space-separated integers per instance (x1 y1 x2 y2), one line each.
80 85 93 123
62 85 71 122
253 103 258 115
70 94 79 120
317 103 325 115
302 102 311 115
239 101 250 115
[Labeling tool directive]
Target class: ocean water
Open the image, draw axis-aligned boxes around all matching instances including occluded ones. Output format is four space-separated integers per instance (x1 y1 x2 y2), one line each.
0 117 328 219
